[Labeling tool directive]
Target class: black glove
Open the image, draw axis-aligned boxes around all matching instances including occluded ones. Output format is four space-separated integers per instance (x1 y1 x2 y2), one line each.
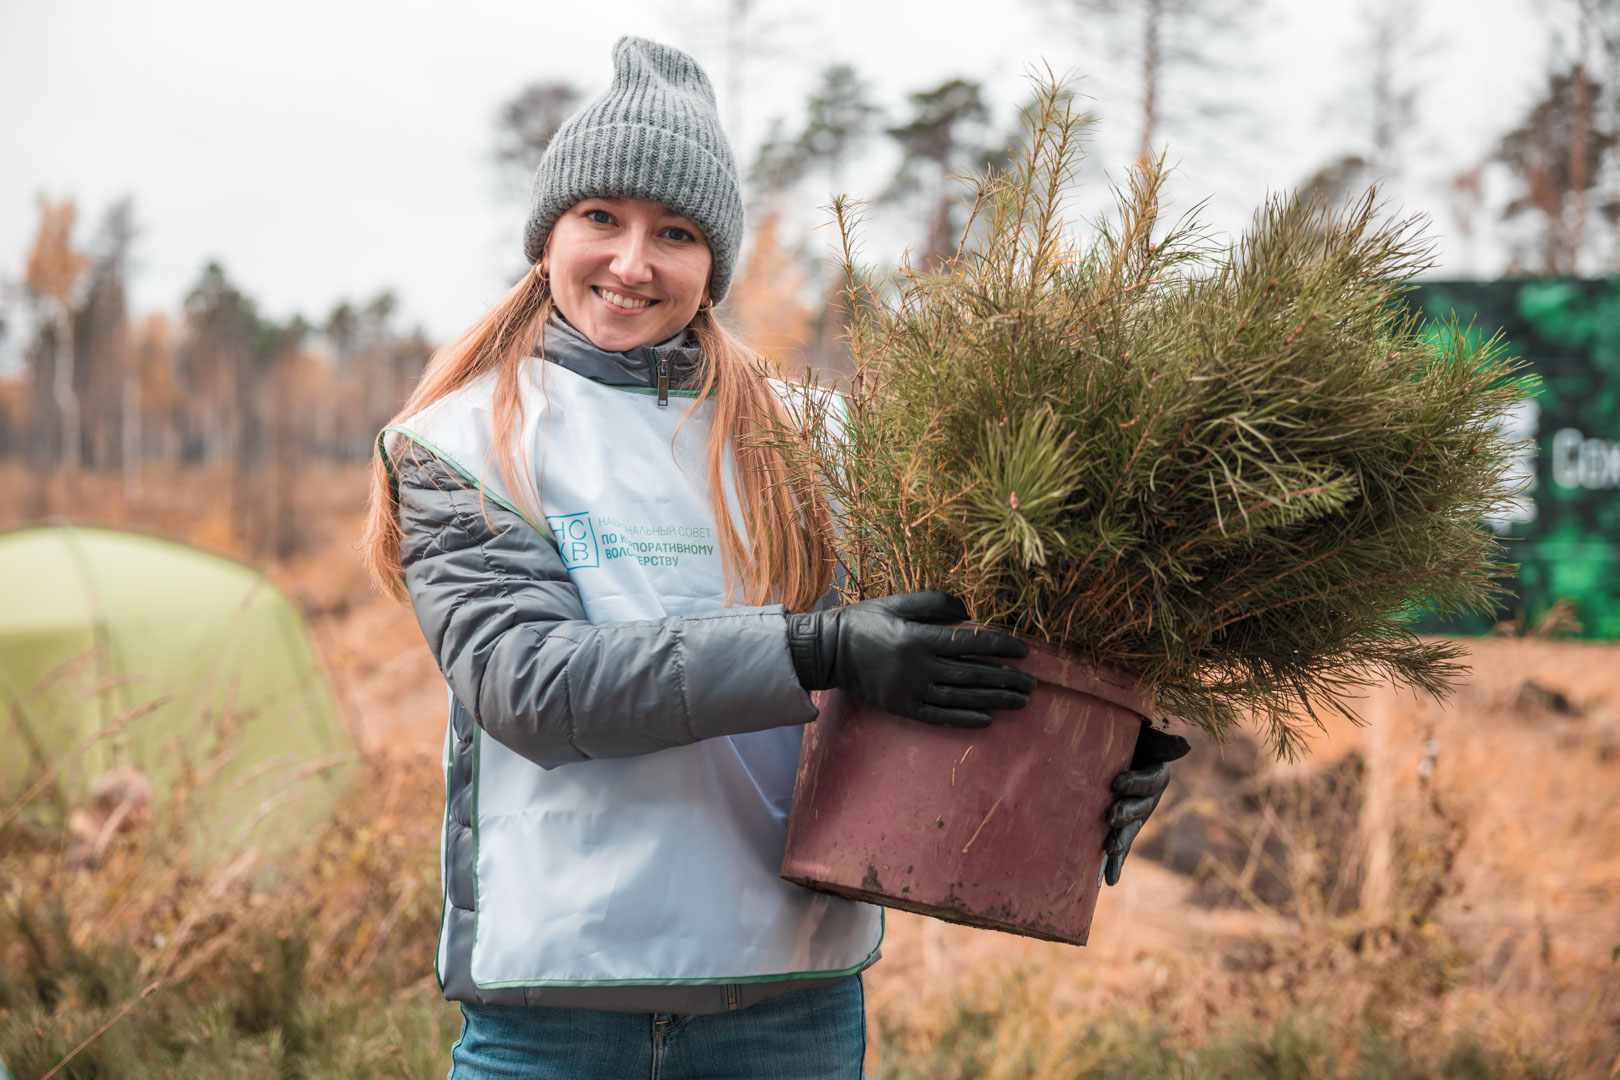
784 591 1038 728
1101 723 1191 886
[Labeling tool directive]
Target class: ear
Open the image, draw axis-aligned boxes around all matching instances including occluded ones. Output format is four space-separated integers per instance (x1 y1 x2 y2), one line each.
537 235 553 279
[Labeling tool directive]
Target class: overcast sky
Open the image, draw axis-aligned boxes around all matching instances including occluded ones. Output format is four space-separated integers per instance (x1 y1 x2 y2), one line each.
0 0 1552 350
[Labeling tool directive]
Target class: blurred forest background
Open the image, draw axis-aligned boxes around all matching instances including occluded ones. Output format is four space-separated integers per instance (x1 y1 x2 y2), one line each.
4 0 1620 1077
2 0 1618 559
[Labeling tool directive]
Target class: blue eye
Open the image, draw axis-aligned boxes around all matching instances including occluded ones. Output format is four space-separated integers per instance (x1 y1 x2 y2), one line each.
663 227 695 243
584 208 614 225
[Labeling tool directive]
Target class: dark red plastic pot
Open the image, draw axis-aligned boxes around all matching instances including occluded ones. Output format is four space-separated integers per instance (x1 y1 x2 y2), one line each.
779 633 1151 945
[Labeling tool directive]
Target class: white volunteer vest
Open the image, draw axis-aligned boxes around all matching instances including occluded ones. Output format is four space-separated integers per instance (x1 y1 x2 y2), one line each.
388 358 882 989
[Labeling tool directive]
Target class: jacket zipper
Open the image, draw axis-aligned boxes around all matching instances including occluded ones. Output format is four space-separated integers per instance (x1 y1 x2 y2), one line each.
656 356 670 407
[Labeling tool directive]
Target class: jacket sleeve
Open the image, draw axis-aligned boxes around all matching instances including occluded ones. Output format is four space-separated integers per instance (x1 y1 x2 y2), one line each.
394 445 820 769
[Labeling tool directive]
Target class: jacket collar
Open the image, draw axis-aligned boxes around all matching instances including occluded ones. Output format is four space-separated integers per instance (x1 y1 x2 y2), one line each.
536 316 706 390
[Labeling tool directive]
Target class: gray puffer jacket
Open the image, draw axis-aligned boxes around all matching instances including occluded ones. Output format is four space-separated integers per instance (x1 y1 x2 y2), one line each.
394 325 856 1014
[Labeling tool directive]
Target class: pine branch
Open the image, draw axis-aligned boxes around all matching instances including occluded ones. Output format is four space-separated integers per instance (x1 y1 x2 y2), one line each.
778 69 1523 757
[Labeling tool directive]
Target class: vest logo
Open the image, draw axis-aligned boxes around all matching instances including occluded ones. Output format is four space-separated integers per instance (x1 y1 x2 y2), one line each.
545 511 600 569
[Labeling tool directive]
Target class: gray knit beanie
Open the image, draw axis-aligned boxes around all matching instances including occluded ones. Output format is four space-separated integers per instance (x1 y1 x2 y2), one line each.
522 36 744 302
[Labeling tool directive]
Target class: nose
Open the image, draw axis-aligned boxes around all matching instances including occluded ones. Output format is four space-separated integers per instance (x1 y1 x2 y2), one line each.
609 230 653 286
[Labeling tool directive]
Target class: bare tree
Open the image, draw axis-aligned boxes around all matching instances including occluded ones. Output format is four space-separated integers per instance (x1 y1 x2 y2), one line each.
1569 0 1597 263
1300 0 1435 207
360 291 402 451
266 316 308 559
724 0 752 147
179 262 255 476
322 300 359 459
23 195 88 495
78 199 137 481
1489 0 1620 274
1040 0 1259 164
131 313 176 473
323 290 415 460
714 0 809 153
1494 74 1619 274
1365 0 1422 185
0 311 20 461
663 0 810 160
106 203 142 501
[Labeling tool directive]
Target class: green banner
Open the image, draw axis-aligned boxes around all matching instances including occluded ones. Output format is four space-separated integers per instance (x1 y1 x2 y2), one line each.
1410 278 1620 638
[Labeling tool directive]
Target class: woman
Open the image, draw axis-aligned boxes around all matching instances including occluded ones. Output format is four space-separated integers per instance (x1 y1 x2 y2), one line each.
362 36 1186 1079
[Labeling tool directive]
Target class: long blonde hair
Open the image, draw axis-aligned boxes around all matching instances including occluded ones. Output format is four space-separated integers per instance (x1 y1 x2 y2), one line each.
360 266 836 612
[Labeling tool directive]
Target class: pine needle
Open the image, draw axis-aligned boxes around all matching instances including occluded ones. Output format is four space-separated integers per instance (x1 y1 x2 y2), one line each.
771 72 1528 758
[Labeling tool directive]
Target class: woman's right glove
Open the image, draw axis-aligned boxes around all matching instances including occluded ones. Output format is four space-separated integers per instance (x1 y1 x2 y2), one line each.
783 591 1038 728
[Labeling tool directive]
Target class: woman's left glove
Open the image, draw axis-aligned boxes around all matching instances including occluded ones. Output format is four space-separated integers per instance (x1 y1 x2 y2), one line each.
1102 723 1191 886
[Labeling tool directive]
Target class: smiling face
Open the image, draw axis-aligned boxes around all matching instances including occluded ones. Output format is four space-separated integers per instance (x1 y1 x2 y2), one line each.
541 196 713 352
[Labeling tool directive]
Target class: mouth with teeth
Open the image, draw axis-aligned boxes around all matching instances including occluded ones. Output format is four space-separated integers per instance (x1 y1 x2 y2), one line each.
593 286 658 311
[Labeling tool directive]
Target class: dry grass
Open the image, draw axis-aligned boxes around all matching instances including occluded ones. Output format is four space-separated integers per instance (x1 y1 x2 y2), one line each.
3 463 1615 1077
864 639 1620 1076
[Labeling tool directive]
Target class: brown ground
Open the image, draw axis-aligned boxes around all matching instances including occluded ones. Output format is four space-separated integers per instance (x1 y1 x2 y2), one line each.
6 463 1618 1070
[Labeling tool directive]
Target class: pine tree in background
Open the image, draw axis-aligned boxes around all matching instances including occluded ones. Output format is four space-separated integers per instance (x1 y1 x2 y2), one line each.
746 62 885 379
778 76 1531 757
795 63 883 193
492 80 582 201
884 79 995 266
749 63 881 204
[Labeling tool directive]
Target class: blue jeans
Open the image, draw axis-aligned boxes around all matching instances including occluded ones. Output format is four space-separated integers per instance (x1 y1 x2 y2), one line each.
448 975 866 1079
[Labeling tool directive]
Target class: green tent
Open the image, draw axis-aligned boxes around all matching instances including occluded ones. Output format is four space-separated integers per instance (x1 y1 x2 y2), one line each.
0 525 352 851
